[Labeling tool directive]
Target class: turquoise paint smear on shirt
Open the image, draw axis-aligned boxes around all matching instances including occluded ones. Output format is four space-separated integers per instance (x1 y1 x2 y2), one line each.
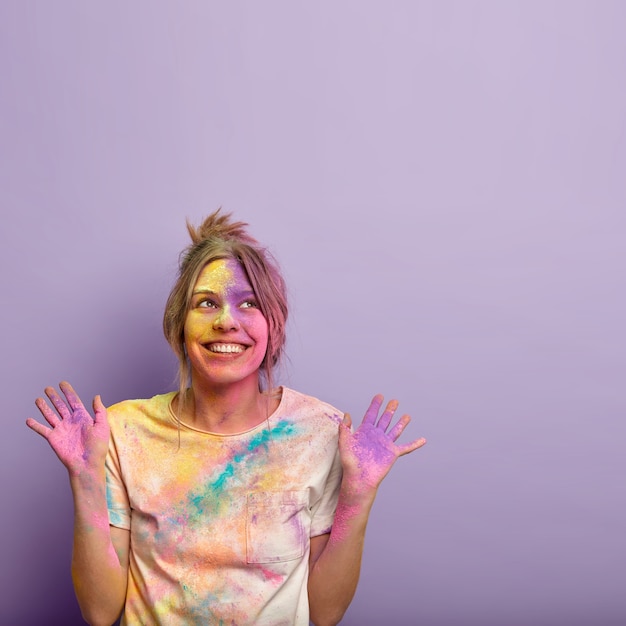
188 419 299 519
247 419 296 452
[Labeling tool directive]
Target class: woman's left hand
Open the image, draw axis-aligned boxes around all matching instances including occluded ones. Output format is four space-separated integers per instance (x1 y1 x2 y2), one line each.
338 394 426 495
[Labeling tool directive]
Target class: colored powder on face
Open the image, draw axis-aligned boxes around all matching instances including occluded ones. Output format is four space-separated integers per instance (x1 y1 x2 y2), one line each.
199 260 237 292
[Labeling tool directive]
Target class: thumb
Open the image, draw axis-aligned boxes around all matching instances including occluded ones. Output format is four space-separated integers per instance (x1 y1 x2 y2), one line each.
93 395 108 424
339 413 353 440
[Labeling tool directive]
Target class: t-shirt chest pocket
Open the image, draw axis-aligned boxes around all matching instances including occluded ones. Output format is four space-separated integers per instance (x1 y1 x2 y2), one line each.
246 490 309 564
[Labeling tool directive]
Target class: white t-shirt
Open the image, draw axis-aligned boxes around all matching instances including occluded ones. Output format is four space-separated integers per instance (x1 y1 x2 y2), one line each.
106 387 343 625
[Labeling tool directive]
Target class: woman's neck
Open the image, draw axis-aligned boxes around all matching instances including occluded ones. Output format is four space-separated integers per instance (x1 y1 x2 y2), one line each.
181 377 272 434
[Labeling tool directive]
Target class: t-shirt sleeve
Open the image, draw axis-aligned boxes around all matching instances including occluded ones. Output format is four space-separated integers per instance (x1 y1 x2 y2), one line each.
105 423 131 530
309 445 343 537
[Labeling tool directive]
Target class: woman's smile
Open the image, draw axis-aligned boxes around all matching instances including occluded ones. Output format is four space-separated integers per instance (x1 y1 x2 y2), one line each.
205 342 247 354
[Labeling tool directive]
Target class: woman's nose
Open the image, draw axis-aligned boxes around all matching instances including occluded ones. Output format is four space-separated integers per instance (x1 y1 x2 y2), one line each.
212 305 240 331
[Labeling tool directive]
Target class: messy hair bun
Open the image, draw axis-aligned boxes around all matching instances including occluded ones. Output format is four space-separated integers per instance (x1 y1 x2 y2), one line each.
186 209 258 247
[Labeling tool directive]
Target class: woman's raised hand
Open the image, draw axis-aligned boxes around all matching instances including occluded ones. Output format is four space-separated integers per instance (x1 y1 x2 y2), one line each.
26 381 110 477
338 394 426 495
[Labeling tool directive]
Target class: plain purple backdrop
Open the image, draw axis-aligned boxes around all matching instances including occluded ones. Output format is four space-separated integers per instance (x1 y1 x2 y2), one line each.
2 2 625 625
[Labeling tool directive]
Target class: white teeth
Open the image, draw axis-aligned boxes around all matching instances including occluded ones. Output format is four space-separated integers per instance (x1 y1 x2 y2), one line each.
208 344 245 353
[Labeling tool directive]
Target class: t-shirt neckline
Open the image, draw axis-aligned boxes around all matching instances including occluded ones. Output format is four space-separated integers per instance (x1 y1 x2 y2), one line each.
167 386 287 437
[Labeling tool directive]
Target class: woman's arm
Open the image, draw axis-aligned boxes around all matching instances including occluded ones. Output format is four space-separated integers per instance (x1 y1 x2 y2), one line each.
307 396 426 626
69 470 129 626
27 382 128 626
307 491 374 626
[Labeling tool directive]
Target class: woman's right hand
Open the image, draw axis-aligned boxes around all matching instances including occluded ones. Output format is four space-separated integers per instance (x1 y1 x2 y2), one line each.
26 381 110 477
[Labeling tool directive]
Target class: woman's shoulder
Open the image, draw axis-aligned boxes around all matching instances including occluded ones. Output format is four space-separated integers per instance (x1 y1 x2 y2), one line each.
278 387 344 426
106 391 177 422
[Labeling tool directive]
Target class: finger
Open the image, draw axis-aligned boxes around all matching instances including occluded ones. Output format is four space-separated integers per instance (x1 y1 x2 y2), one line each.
92 395 107 426
338 414 353 450
44 386 73 421
397 437 427 457
387 414 411 441
59 381 86 412
363 394 384 425
341 412 353 431
376 399 399 431
25 417 51 439
36 396 63 427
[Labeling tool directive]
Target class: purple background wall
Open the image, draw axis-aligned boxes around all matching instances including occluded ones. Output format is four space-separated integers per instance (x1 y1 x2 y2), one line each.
2 2 624 624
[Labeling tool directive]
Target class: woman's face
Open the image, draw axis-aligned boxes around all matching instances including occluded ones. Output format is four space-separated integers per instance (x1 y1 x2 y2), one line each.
184 258 269 389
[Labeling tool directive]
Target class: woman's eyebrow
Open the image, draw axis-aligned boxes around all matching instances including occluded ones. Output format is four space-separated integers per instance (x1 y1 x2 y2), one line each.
192 288 217 296
192 288 256 298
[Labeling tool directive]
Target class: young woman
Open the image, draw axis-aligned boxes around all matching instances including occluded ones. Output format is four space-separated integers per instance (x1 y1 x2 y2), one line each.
26 210 426 626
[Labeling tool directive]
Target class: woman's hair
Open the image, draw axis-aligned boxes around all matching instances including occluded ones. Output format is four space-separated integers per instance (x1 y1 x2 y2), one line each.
163 209 288 400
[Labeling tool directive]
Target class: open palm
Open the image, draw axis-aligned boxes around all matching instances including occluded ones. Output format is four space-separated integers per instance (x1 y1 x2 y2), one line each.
339 395 426 493
26 381 109 476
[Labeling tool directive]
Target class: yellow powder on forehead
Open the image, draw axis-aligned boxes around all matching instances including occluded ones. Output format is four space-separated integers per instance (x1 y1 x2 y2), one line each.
196 259 239 292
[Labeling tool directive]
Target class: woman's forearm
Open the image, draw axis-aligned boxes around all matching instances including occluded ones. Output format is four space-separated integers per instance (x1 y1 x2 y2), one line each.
69 470 128 626
307 485 377 626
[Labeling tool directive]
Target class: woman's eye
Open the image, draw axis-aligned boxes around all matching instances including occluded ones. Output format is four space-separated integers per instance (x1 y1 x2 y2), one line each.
198 300 218 309
241 300 258 309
